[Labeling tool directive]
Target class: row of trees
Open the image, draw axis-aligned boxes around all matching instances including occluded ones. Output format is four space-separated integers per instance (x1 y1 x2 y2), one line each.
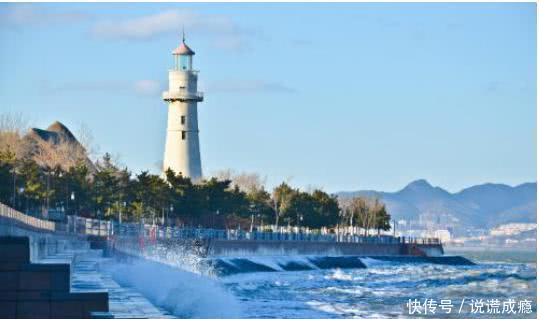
0 113 391 233
338 196 391 235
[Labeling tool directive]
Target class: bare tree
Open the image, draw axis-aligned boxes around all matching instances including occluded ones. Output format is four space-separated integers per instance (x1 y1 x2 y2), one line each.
364 197 380 235
0 112 29 135
0 113 32 161
76 123 99 162
213 169 267 194
353 197 370 235
213 169 233 181
339 196 385 236
341 196 389 236
337 196 353 228
32 136 87 171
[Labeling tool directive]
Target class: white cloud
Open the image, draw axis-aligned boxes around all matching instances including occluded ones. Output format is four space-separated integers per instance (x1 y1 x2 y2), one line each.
0 4 90 28
90 9 257 51
0 6 260 51
133 80 161 96
41 79 162 97
44 81 124 92
207 80 296 94
44 78 292 97
91 10 184 40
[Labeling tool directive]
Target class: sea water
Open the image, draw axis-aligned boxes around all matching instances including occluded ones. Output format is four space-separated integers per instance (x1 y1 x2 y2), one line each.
107 248 536 319
224 258 536 318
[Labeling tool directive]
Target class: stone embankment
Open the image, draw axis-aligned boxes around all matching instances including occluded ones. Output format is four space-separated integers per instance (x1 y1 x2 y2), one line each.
0 236 108 319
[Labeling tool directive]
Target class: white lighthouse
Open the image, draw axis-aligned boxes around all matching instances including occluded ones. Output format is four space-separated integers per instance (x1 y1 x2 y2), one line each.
162 35 203 181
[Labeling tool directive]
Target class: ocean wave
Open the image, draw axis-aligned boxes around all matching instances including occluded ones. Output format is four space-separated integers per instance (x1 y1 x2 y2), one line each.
104 259 242 319
325 269 354 281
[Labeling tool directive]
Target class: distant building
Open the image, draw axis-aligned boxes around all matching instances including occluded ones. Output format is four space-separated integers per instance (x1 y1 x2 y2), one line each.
162 34 203 181
434 229 451 243
505 238 519 245
490 223 537 237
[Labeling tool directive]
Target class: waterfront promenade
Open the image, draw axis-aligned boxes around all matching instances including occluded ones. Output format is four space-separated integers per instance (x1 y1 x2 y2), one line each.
0 201 448 318
0 203 176 319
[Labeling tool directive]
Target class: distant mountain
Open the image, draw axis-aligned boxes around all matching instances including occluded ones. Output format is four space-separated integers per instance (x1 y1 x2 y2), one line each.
337 180 536 229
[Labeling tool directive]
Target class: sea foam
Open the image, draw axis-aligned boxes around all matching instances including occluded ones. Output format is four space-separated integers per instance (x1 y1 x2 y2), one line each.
105 258 242 319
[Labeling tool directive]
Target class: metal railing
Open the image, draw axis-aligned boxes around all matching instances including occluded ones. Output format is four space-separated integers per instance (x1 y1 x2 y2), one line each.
162 90 204 101
0 203 57 232
0 202 440 245
110 223 439 245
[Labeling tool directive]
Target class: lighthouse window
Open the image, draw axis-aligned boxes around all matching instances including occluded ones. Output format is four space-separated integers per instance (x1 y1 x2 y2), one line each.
181 131 186 140
180 55 192 70
181 116 186 125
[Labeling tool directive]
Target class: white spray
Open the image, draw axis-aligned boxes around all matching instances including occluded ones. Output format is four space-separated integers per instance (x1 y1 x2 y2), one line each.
106 258 242 319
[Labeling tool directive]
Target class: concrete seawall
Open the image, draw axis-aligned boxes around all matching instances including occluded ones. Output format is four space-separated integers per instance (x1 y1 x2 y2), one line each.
207 239 444 257
0 236 109 319
0 221 89 262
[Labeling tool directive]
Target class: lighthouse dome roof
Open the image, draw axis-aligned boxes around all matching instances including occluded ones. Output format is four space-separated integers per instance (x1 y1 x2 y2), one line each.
173 41 195 56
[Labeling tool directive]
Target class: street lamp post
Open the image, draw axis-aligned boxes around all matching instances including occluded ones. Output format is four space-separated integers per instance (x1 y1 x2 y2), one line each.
57 171 63 214
249 204 256 232
45 169 51 213
18 187 24 212
273 201 279 229
169 204 173 227
12 167 16 208
70 192 76 233
120 201 126 224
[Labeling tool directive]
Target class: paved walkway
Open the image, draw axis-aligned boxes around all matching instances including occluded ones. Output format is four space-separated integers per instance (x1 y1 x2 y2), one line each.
38 247 177 319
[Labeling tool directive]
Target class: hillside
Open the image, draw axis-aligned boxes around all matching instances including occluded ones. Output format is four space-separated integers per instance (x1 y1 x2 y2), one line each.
337 180 536 228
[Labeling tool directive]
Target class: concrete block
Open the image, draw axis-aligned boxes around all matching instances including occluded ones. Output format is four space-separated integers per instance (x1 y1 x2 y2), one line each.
0 271 18 291
0 237 30 265
15 291 51 301
0 291 17 301
0 290 51 303
82 300 109 319
0 301 16 319
0 236 110 319
0 264 22 271
18 264 70 292
50 269 70 292
51 299 84 319
51 292 108 319
18 270 53 291
16 300 50 319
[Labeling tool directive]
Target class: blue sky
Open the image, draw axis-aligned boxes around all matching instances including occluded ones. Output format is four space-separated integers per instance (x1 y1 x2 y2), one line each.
0 3 536 193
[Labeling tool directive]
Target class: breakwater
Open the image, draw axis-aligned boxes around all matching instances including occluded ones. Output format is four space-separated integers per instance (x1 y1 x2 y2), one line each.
206 239 444 257
209 255 474 276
